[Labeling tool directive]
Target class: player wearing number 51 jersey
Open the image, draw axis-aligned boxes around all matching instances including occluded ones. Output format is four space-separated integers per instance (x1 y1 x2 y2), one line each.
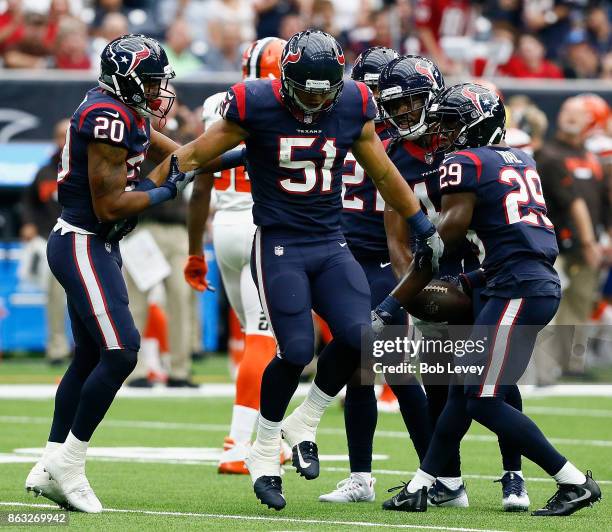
377 83 601 517
150 29 435 511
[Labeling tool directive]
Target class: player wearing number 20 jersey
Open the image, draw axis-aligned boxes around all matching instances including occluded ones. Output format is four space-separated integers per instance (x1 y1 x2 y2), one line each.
28 35 181 514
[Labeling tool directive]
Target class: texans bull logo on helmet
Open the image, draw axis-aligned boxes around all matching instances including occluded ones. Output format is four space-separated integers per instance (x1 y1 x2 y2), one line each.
282 48 302 67
461 86 498 118
415 61 438 89
109 41 152 77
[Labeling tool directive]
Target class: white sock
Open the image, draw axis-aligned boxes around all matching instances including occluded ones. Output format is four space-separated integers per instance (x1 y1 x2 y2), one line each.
407 468 436 493
253 415 281 460
42 441 61 461
437 476 463 491
297 383 334 427
229 405 259 444
553 461 586 485
352 472 372 484
505 470 524 479
58 431 88 467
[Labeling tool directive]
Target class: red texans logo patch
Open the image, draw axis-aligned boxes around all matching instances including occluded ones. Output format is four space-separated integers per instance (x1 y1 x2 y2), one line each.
415 61 435 84
461 87 484 114
129 46 151 73
282 48 302 67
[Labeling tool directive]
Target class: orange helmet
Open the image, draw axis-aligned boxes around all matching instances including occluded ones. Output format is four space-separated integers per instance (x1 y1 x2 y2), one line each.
241 37 286 80
576 93 611 134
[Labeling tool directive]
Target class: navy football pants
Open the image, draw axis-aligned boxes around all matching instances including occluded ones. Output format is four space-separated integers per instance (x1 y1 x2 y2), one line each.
46 230 140 442
344 256 431 472
251 228 371 422
421 295 567 477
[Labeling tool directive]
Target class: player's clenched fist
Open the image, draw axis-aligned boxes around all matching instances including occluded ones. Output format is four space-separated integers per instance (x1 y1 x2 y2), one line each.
184 254 209 291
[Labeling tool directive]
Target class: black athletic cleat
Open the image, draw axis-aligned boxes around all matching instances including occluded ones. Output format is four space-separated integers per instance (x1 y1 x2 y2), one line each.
532 471 601 516
382 483 428 512
427 480 469 507
253 476 286 510
291 441 319 480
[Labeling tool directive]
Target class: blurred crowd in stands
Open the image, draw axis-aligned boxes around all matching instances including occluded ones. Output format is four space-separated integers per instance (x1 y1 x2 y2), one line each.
0 0 611 79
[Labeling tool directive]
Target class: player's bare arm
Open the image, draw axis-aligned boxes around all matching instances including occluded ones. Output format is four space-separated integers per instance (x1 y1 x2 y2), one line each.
384 205 413 279
352 121 422 218
187 172 215 256
147 118 248 184
146 127 180 168
386 192 476 307
436 192 476 252
88 142 153 222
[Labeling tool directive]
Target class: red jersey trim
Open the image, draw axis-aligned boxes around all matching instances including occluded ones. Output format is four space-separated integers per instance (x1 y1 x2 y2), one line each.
454 150 483 181
78 102 132 132
402 140 428 162
355 81 370 117
232 82 247 122
271 79 283 105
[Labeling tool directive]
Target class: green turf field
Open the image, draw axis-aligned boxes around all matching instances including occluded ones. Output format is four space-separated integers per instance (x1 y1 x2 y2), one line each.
0 360 610 531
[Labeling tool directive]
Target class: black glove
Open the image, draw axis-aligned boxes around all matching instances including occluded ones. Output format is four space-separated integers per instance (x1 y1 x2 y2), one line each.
160 154 189 199
104 216 139 242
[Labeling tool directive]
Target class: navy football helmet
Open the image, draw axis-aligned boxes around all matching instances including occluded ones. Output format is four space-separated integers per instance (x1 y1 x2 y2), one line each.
428 83 506 152
377 55 444 139
351 46 398 122
280 30 345 123
99 34 175 119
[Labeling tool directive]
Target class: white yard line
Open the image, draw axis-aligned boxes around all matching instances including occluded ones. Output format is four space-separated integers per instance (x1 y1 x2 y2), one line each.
0 502 509 532
2 415 611 447
3 453 611 485
1 383 612 399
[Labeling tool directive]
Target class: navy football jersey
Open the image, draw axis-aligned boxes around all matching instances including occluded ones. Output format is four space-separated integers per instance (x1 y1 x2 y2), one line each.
341 124 393 259
221 78 376 233
58 88 151 232
387 139 480 278
439 146 560 297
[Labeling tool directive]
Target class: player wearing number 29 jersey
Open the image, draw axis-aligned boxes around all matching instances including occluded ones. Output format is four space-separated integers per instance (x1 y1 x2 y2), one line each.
381 84 601 518
439 146 559 298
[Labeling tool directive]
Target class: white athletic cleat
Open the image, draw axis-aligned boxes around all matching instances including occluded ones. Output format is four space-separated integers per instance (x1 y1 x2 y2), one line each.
319 474 376 503
43 457 102 513
25 461 71 509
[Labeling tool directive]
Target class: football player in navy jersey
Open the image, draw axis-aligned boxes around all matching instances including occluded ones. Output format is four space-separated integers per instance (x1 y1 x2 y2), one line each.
381 58 529 512
320 49 435 505
146 30 439 510
24 35 193 513
374 83 601 516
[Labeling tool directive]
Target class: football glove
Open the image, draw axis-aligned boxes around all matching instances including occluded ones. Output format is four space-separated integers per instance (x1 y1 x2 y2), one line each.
162 154 194 198
411 227 444 273
184 254 209 291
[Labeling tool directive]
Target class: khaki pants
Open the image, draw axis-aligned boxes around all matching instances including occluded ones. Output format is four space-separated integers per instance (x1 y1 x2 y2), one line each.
535 252 600 380
46 273 69 361
126 222 195 380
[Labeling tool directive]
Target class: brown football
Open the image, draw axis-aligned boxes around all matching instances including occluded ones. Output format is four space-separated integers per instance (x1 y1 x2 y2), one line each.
404 280 473 324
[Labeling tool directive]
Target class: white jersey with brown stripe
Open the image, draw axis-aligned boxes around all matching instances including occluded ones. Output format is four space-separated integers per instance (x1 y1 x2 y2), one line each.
202 91 253 213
